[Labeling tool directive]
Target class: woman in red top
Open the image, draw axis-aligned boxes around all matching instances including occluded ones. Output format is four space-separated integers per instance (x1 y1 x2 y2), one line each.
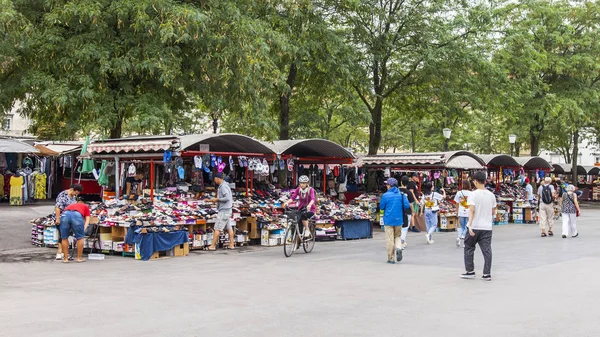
60 199 91 263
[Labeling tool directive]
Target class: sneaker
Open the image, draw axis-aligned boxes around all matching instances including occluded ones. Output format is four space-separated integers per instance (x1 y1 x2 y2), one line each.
461 271 476 279
425 234 430 244
395 248 403 262
572 233 579 238
411 227 420 233
461 239 465 248
562 235 567 238
402 241 407 249
429 239 434 244
55 253 64 261
481 275 492 281
456 238 461 247
387 260 395 264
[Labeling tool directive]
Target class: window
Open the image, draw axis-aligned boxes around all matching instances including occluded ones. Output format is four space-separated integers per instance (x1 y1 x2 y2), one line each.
2 118 10 131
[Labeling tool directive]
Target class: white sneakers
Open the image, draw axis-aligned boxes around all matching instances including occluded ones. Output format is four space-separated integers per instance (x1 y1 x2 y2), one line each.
55 253 64 260
456 238 461 247
425 234 434 244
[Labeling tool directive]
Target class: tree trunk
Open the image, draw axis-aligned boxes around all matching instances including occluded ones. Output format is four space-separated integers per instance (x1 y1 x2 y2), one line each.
515 143 521 157
529 128 540 156
571 130 579 185
279 62 298 140
110 92 123 138
368 97 383 155
212 117 218 134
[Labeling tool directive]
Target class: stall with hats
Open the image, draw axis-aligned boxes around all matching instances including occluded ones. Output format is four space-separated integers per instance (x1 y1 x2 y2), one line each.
510 156 553 223
360 151 486 232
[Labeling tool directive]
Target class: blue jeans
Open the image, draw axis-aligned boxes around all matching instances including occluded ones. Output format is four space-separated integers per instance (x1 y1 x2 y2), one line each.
60 210 85 240
458 217 469 239
425 210 438 236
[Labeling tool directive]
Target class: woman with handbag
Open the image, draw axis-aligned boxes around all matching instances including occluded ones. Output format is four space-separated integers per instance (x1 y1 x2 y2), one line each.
561 184 580 238
419 182 446 244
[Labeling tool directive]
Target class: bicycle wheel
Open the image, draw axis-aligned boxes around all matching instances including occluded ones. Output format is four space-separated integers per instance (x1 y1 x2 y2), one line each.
283 225 297 257
303 223 316 253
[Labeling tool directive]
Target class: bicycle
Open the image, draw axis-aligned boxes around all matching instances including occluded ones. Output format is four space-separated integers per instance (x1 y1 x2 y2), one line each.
283 207 316 257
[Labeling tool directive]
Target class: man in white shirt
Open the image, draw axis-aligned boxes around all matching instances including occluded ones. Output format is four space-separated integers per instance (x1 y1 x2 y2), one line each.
461 171 496 281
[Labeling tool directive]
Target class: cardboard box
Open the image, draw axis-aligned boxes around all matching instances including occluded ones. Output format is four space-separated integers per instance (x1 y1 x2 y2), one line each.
261 229 270 246
440 216 457 229
524 208 534 221
513 214 523 221
111 226 127 240
113 241 124 252
512 208 523 214
173 243 190 257
248 217 260 239
101 240 113 251
268 238 278 246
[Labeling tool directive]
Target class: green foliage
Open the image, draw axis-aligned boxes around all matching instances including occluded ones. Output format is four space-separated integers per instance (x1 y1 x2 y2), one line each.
1 0 599 162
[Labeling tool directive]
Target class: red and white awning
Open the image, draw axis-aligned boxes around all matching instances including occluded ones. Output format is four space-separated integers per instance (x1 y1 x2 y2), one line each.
88 140 176 154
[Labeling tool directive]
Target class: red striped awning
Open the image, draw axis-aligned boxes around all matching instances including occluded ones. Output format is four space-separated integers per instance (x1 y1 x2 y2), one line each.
88 139 177 154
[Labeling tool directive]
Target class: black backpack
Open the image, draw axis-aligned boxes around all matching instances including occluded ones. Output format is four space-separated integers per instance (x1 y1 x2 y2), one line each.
541 185 553 204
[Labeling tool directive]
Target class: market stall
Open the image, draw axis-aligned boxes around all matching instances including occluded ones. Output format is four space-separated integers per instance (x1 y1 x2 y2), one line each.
586 166 600 201
0 137 42 206
512 156 553 222
265 139 365 239
32 134 372 258
479 154 524 224
361 151 486 232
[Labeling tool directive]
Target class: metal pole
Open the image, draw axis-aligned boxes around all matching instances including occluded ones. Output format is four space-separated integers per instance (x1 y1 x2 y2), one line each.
150 160 155 201
444 139 449 152
115 156 120 199
323 163 327 193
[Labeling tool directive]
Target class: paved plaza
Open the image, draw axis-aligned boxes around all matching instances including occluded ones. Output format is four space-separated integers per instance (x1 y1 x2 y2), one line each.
1 205 599 337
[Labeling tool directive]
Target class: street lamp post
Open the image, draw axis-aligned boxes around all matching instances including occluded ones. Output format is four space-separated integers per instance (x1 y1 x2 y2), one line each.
465 143 471 151
443 128 452 151
509 134 517 157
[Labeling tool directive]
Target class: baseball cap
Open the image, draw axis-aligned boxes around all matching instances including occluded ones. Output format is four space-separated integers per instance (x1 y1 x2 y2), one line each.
386 178 398 186
214 172 224 179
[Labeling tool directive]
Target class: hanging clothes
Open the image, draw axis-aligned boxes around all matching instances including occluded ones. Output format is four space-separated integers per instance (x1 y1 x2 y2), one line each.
98 160 109 186
0 173 3 199
10 175 24 205
34 173 47 199
4 173 12 198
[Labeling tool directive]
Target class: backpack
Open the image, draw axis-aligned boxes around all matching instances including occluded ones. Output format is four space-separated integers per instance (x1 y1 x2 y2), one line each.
541 185 553 204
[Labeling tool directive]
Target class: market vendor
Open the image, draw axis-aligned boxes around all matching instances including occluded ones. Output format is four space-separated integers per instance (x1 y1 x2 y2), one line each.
284 175 316 238
54 184 83 261
121 172 145 201
60 198 91 263
206 172 235 251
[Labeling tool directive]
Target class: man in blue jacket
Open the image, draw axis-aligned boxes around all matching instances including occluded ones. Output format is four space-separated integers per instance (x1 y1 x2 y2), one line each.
380 177 411 264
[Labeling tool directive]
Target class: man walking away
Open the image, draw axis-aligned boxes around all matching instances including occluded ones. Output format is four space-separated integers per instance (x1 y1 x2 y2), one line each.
538 177 556 237
380 178 410 264
207 173 235 251
399 176 414 249
461 171 496 281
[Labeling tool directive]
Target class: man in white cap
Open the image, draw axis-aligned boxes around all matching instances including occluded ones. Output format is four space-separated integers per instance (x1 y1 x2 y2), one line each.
537 177 557 237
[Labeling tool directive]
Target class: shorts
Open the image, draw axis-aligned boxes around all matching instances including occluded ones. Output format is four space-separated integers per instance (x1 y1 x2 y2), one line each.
214 210 233 231
412 202 419 213
59 210 85 240
298 211 315 226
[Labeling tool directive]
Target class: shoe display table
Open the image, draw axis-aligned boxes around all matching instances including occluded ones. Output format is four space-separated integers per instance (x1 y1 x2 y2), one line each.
126 228 189 261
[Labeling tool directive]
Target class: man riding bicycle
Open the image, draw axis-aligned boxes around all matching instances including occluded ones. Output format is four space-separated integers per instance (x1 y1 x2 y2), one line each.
284 175 316 238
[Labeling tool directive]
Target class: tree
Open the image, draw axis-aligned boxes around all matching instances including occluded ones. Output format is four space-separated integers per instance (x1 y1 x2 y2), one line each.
329 0 492 154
